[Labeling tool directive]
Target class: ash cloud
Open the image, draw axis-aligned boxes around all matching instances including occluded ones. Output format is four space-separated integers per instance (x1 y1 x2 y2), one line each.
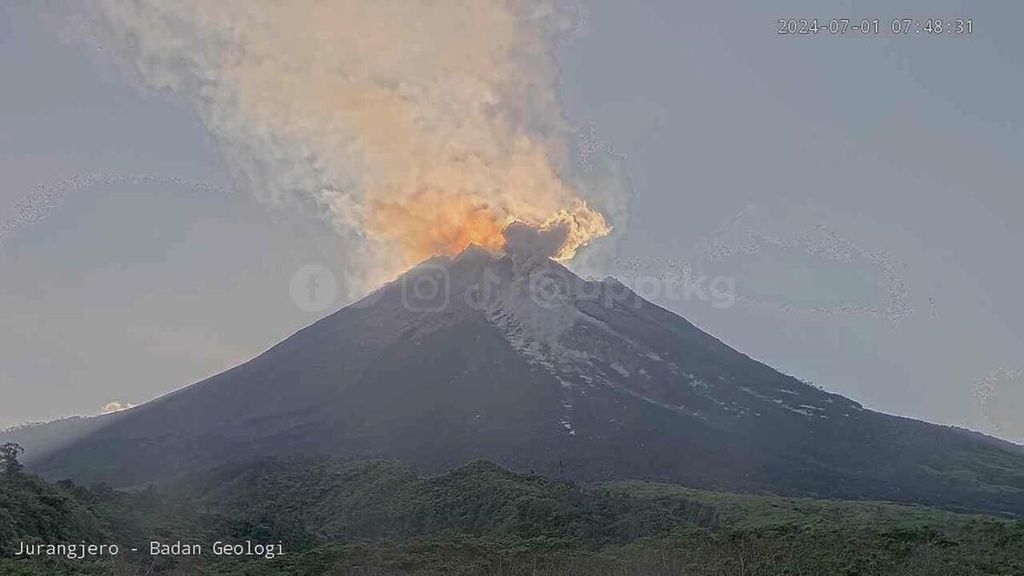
503 221 570 260
89 0 629 297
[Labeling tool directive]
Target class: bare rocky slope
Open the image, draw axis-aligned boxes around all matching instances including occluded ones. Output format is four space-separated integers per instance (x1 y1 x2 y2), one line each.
18 247 1024 515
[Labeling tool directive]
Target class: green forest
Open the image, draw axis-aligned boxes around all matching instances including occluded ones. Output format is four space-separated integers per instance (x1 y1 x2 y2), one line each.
1 448 1022 575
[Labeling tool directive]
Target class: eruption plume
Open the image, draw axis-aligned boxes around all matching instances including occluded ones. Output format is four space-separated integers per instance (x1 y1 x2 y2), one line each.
92 0 627 295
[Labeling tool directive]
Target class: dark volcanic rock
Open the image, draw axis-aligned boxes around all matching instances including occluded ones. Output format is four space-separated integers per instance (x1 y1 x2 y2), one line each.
22 248 1024 515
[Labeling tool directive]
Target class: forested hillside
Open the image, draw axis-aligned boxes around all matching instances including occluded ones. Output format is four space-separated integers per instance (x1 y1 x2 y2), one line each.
2 454 1023 575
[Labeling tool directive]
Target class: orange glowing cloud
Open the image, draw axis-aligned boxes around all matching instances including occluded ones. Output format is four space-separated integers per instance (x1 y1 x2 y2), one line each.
367 190 507 266
368 188 610 270
97 0 624 293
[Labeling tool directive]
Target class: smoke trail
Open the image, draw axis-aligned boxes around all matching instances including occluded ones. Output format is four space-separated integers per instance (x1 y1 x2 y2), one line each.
91 0 627 293
0 173 229 248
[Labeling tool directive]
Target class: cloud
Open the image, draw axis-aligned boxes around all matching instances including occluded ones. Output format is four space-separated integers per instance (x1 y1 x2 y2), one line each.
91 0 629 295
503 220 569 260
100 401 134 414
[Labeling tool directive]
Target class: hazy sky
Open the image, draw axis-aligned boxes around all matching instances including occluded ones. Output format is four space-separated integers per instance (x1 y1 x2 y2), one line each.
2 1 1021 443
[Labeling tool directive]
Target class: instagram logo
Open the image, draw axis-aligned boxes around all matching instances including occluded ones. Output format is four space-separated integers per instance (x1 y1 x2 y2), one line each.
401 262 450 312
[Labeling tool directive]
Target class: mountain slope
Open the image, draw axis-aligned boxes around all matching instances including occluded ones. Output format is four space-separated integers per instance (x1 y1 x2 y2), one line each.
20 247 1024 515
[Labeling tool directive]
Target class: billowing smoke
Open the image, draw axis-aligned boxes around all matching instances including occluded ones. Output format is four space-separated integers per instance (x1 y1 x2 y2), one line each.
100 401 134 415
91 0 627 295
503 221 568 259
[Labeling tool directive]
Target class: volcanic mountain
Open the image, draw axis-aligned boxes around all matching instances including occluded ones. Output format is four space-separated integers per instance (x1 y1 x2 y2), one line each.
17 246 1024 515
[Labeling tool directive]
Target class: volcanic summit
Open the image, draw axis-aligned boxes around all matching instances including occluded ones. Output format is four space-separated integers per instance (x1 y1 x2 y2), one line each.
21 246 1024 515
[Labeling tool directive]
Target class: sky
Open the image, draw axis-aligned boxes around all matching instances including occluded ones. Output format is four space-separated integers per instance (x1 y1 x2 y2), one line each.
1 1 1021 443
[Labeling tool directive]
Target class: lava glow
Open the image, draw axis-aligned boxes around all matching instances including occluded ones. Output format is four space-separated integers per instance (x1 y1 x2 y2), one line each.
368 190 610 268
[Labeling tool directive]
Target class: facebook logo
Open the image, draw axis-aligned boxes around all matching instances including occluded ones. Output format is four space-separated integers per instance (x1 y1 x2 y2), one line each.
289 264 338 312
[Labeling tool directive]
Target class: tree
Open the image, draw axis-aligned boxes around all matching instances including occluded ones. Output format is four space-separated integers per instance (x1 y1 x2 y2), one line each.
1 442 24 476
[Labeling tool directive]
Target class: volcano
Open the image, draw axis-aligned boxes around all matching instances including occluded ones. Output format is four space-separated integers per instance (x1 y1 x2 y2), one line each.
20 247 1024 515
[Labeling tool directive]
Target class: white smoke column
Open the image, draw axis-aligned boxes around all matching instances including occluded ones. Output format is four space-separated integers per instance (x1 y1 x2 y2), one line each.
92 0 627 295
